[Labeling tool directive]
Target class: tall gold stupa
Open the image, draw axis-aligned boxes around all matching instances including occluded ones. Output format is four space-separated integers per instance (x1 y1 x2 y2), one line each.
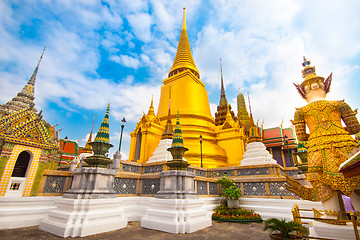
128 8 246 167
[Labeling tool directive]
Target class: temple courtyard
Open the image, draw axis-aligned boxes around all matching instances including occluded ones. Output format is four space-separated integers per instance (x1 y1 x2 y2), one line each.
0 221 270 240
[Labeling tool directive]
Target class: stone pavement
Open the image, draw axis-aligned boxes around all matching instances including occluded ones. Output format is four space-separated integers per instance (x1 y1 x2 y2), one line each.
0 221 272 240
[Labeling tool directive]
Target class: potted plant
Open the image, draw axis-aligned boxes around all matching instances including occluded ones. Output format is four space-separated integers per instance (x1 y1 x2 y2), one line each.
222 186 241 208
215 174 236 191
264 218 309 240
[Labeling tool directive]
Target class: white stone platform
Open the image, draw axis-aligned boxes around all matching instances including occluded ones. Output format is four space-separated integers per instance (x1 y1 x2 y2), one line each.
1 196 329 236
141 198 212 234
39 197 127 237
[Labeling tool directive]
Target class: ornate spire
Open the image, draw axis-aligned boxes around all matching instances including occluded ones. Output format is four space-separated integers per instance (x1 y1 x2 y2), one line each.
0 47 46 115
171 111 186 148
168 8 200 79
162 93 174 140
247 93 261 143
18 46 46 100
166 112 189 170
82 115 95 153
147 95 155 119
219 58 227 107
214 60 237 126
85 104 113 167
248 92 254 125
225 104 235 123
93 103 110 144
237 88 251 130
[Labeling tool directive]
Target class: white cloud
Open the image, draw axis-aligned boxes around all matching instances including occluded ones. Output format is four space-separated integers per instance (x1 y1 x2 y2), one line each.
127 13 153 42
109 54 140 69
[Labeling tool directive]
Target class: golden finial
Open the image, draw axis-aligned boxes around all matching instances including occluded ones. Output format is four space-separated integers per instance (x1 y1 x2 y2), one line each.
182 7 186 31
168 8 199 78
247 92 254 125
147 95 155 118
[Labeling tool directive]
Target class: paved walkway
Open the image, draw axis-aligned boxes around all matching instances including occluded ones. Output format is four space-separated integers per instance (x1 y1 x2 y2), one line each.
0 221 271 240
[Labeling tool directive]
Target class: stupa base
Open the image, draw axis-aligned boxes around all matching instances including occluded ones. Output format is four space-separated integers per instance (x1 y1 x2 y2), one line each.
141 198 211 234
39 197 127 237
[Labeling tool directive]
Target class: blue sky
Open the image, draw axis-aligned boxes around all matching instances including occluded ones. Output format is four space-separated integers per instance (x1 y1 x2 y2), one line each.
1 0 360 159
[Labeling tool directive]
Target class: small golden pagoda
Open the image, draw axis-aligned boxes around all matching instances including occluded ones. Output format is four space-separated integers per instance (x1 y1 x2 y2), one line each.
129 8 246 168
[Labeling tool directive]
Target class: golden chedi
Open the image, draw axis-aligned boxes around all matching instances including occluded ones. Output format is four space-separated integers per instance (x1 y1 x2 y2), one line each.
128 8 246 168
287 57 360 218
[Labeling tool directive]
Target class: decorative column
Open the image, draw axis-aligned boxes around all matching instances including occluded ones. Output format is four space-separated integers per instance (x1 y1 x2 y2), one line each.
40 104 127 237
141 112 211 233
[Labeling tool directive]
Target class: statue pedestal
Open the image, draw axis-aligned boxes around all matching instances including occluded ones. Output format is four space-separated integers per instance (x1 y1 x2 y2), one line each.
39 198 127 237
310 221 360 240
39 167 127 237
156 170 198 199
141 170 211 233
63 167 117 199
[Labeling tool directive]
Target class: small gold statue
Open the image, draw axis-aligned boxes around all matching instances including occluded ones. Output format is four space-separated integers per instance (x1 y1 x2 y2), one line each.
287 57 360 218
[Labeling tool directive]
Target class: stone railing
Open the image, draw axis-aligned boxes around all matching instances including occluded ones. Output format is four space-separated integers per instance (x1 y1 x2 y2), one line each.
37 161 297 198
37 170 72 196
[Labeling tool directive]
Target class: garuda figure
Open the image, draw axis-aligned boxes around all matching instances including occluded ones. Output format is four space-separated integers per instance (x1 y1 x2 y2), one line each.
287 57 360 218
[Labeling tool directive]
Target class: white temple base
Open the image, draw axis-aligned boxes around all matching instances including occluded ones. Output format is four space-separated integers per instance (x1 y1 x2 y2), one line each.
310 221 359 240
39 197 127 237
240 142 278 166
141 198 212 234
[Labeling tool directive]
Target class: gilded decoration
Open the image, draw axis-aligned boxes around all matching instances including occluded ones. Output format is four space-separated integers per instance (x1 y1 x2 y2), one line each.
0 108 58 150
292 100 360 196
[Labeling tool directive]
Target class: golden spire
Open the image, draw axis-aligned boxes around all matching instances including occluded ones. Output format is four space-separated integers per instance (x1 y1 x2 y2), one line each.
219 58 228 107
83 115 95 153
162 89 173 139
147 95 155 119
248 92 254 125
168 7 200 79
225 104 235 123
247 93 261 143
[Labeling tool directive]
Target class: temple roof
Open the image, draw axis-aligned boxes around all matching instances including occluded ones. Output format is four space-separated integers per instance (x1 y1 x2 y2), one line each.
262 127 297 148
0 108 58 149
168 8 199 79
